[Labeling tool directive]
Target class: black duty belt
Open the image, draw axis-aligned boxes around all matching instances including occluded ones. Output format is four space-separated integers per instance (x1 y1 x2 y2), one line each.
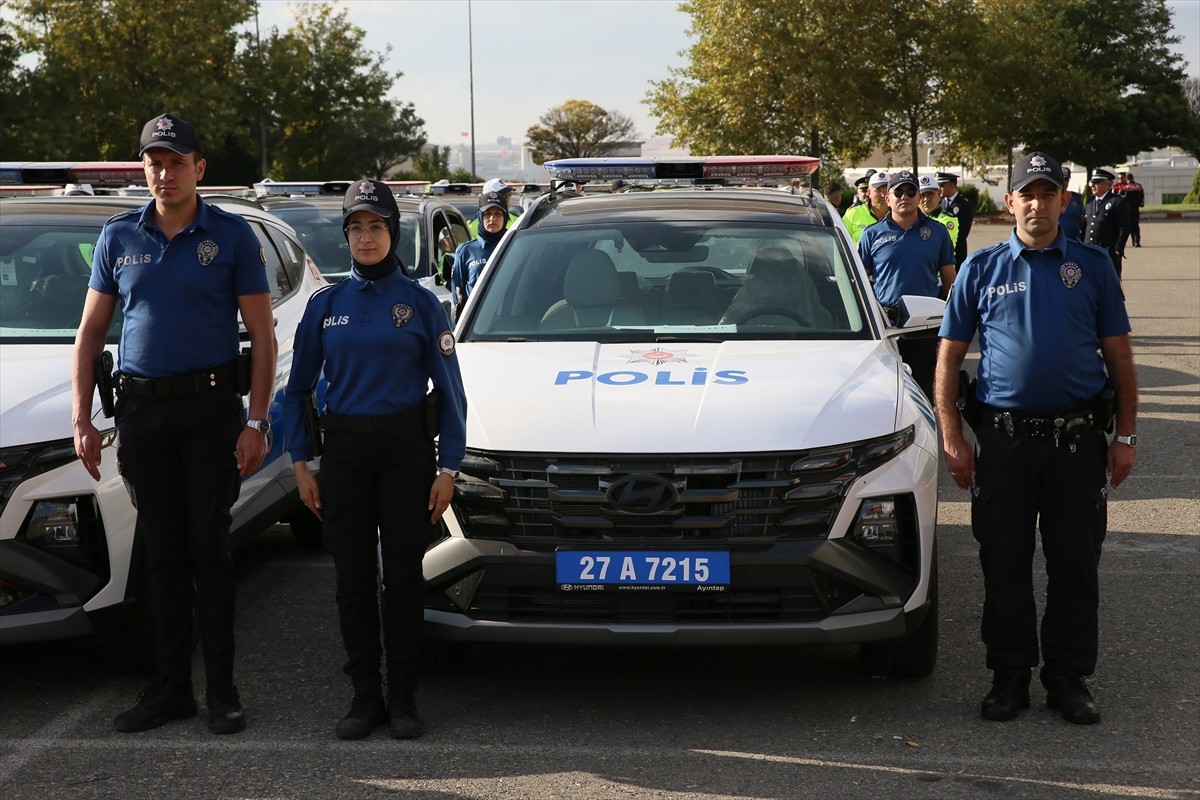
321 408 424 434
981 404 1097 446
118 361 240 399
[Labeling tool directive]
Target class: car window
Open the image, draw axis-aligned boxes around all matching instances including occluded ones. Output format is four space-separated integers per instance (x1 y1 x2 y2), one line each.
247 220 292 304
267 224 305 293
0 226 122 341
268 205 349 277
465 221 867 341
396 213 421 277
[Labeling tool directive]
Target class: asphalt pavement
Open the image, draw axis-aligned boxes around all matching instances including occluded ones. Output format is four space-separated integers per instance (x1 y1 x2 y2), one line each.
0 220 1196 800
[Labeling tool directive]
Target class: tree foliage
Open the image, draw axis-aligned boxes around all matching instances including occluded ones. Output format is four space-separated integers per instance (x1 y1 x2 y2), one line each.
525 99 638 164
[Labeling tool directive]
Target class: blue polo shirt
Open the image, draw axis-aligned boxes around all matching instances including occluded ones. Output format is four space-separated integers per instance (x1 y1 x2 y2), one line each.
1060 193 1085 240
90 196 269 377
939 228 1130 413
281 266 466 468
858 211 955 307
450 236 499 301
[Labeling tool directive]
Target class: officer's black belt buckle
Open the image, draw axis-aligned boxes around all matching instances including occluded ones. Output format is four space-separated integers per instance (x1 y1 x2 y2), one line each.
117 361 240 400
321 408 424 434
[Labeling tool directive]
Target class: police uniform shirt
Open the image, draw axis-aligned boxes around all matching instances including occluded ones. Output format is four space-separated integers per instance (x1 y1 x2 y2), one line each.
1060 193 1086 241
282 268 466 467
89 196 269 377
450 236 499 301
842 203 882 245
939 229 1129 413
857 210 955 308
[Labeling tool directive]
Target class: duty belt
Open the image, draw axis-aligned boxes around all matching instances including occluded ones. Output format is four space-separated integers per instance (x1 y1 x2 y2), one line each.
981 404 1097 447
321 408 424 434
118 361 240 399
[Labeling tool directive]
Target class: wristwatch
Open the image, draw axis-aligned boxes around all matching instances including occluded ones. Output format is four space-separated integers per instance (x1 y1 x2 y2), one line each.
246 418 271 436
1114 434 1137 447
439 467 459 479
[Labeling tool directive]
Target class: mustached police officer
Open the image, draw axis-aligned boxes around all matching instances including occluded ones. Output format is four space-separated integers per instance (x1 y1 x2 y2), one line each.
935 152 1137 726
282 179 466 741
72 113 277 734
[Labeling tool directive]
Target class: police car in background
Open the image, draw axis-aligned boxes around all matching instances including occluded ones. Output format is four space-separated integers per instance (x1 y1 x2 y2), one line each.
427 156 945 678
255 180 466 319
0 186 327 671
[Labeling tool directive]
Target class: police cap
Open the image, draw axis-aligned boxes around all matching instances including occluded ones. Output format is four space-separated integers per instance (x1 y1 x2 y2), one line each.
139 113 202 157
853 175 871 189
868 171 890 188
935 172 958 184
917 174 939 193
342 179 398 227
1089 168 1117 183
1010 152 1063 191
478 192 506 213
887 170 918 190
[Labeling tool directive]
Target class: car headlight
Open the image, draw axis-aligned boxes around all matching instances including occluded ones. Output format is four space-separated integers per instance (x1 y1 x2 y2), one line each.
850 494 918 568
21 495 110 574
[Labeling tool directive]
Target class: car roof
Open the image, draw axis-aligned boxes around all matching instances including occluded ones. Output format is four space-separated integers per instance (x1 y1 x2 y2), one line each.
260 194 457 214
0 195 295 229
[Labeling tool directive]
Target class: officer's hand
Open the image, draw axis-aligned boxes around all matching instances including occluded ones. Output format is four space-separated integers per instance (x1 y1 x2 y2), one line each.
942 430 976 490
74 420 103 482
236 426 268 478
428 471 454 522
295 463 322 521
1108 441 1135 489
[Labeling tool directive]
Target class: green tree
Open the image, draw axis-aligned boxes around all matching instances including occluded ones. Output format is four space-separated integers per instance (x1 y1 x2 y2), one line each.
525 99 638 164
7 0 254 161
0 0 30 153
395 145 451 181
257 2 403 179
646 0 909 183
1024 0 1191 177
345 100 427 181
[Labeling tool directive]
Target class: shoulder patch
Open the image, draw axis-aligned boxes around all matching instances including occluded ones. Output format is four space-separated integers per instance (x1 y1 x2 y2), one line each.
438 331 456 356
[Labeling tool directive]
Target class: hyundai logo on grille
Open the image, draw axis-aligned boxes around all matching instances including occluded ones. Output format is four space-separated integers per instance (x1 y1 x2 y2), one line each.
606 473 678 514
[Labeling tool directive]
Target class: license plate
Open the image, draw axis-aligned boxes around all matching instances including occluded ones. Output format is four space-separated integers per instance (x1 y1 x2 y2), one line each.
555 551 730 586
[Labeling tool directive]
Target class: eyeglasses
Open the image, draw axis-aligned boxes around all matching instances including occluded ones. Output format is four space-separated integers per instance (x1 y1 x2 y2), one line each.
891 186 917 198
346 222 389 239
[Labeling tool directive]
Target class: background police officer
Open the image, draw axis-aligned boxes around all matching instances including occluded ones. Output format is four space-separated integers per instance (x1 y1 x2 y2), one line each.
937 172 975 267
843 171 889 245
1059 165 1086 241
858 169 956 399
1084 168 1131 278
1115 171 1145 247
72 113 277 735
451 191 509 314
935 152 1137 727
282 179 466 741
917 173 958 249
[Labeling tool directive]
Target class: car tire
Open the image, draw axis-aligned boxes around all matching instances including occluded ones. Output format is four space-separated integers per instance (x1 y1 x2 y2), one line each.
858 548 939 679
107 561 157 674
287 509 324 549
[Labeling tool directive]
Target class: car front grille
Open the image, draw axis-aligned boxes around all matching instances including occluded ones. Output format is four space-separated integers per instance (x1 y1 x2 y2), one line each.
456 450 862 545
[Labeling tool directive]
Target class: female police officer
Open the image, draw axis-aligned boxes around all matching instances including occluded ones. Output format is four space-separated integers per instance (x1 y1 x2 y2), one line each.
282 179 466 740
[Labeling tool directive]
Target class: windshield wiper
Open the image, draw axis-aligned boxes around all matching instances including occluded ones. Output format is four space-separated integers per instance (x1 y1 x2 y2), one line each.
655 335 725 343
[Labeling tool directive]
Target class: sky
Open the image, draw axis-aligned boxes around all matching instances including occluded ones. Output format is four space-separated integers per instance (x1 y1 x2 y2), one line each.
250 0 1200 150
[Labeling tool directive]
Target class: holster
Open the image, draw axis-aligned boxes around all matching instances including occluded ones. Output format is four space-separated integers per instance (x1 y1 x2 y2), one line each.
302 390 323 457
422 387 442 439
94 351 116 418
236 348 253 396
956 370 980 430
1095 379 1117 434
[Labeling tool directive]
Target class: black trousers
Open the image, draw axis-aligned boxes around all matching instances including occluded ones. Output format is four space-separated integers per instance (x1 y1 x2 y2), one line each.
116 389 243 689
319 426 438 683
897 335 937 402
971 424 1108 684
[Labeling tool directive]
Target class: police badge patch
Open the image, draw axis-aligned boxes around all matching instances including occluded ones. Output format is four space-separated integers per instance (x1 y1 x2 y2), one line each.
438 331 455 356
392 303 413 327
196 239 219 266
920 226 931 240
1060 262 1082 288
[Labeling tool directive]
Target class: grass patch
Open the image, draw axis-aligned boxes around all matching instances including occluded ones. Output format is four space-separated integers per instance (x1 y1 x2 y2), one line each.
1143 204 1199 213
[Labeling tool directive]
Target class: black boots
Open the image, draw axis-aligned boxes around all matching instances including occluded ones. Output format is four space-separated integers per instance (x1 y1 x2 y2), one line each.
388 673 425 739
980 669 1031 721
335 679 387 740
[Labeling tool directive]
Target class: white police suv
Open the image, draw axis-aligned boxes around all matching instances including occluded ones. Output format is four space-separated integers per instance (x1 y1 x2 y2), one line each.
424 156 945 677
0 190 326 670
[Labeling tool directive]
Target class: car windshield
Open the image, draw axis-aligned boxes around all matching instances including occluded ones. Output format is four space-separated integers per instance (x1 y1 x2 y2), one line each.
0 225 122 341
464 220 870 341
270 204 421 280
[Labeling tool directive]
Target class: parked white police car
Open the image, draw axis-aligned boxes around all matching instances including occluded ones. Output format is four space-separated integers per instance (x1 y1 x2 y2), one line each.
0 193 326 671
426 156 945 677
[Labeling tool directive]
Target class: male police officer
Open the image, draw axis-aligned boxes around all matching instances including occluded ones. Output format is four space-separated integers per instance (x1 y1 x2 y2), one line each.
843 170 889 244
72 114 277 735
858 169 956 400
1059 165 1086 241
848 172 872 207
1084 168 1131 278
938 172 975 267
1115 171 1145 247
917 173 958 249
936 151 1137 726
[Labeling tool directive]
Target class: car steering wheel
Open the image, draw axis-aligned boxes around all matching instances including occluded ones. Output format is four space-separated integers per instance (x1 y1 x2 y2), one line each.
733 306 808 325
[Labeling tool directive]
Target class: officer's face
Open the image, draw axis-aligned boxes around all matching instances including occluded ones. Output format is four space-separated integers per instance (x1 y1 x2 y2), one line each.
480 207 506 234
868 184 889 212
918 189 940 215
143 149 204 208
345 210 392 266
1090 180 1111 196
938 181 955 199
1005 179 1068 244
887 183 918 217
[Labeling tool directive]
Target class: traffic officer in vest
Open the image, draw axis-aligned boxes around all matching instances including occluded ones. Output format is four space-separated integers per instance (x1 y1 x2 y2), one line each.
917 173 958 249
282 179 467 741
857 169 956 400
937 172 975 267
451 191 508 314
936 151 1137 726
1059 165 1086 241
1083 168 1131 278
467 178 521 237
72 113 277 735
842 170 889 244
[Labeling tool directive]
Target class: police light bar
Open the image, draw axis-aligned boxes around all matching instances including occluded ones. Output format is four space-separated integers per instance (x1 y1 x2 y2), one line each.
69 162 145 185
543 156 820 183
253 180 353 198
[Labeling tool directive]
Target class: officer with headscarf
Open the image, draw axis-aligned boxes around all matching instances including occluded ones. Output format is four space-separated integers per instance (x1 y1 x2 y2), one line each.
282 179 467 741
451 191 509 315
